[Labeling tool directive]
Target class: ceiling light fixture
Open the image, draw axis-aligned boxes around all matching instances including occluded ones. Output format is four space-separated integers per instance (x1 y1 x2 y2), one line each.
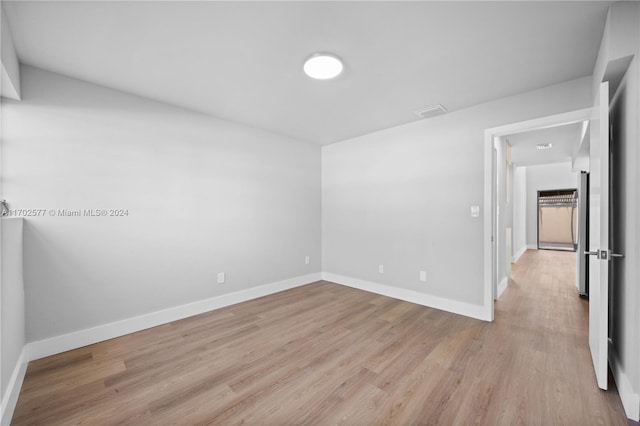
536 143 553 150
303 53 344 80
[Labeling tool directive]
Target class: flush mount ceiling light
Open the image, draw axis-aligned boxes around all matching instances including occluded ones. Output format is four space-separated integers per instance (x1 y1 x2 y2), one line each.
303 53 344 80
536 143 553 150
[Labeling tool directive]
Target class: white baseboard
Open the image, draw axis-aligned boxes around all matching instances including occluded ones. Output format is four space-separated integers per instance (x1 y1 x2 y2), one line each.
322 272 488 321
512 246 527 263
526 244 538 250
0 348 28 426
497 276 508 299
609 342 640 421
26 273 321 361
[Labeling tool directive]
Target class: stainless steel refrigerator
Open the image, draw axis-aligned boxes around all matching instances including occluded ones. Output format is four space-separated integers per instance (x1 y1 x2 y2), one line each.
576 172 589 297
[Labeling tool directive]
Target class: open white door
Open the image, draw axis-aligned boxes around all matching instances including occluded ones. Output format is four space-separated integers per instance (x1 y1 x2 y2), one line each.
587 81 610 390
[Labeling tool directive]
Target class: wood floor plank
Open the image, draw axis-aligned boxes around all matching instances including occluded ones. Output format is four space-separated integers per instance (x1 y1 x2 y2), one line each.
11 251 634 425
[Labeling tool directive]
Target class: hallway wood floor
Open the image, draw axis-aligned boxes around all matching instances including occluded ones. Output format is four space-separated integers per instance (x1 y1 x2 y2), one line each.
12 249 631 425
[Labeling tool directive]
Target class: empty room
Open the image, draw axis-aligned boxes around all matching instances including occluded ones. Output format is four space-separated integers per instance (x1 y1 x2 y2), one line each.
1 1 639 425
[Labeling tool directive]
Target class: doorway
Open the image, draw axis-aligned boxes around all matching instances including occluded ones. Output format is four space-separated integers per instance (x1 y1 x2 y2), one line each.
482 108 591 320
537 189 578 251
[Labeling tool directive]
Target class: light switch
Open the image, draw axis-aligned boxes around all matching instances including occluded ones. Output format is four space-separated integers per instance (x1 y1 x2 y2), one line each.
471 205 480 218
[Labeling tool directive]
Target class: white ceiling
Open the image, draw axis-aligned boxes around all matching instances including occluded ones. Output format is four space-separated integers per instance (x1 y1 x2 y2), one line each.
508 122 585 166
4 1 611 144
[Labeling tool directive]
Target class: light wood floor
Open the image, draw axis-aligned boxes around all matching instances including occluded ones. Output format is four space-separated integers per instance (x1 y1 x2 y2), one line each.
12 249 632 425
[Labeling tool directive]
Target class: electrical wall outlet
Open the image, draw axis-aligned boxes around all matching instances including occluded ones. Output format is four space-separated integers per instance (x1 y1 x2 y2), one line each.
217 272 225 284
378 264 384 274
420 270 427 282
305 256 310 265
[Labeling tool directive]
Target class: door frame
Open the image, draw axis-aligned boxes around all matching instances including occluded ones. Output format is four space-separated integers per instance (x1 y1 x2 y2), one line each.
482 108 592 320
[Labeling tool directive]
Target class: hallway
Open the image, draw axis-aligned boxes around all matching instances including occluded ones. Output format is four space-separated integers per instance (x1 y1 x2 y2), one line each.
494 248 630 424
498 249 583 332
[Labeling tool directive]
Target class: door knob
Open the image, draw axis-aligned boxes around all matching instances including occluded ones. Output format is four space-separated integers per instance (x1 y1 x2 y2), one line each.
584 250 624 260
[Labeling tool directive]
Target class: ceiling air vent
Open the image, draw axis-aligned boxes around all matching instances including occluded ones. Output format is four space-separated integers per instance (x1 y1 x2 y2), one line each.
536 143 553 150
414 104 447 119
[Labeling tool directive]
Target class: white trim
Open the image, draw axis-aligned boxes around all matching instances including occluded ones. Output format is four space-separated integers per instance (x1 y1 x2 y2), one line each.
526 244 538 250
512 246 527 263
25 273 321 361
484 108 592 322
483 128 495 321
0 348 28 426
497 277 508 299
609 342 640 421
322 272 489 321
487 108 592 138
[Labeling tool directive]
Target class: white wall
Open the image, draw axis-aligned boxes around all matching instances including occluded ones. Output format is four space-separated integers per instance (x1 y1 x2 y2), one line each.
1 66 321 342
610 53 640 403
322 77 591 308
513 166 527 261
524 162 579 248
600 2 640 415
0 4 21 100
0 218 24 421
